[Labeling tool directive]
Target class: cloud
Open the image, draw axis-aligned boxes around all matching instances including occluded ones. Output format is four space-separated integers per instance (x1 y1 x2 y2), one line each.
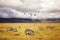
0 7 31 18
0 7 60 19
0 0 60 12
0 0 60 19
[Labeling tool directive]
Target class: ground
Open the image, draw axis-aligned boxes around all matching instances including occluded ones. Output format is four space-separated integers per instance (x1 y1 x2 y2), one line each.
0 23 60 40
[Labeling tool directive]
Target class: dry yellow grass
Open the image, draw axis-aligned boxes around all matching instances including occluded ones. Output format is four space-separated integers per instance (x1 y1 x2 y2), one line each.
0 23 60 40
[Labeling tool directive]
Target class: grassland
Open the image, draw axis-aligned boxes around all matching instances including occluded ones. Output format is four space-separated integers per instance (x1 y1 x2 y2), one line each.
0 23 60 40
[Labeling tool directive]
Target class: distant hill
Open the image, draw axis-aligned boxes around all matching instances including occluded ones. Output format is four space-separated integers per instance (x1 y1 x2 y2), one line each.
0 18 60 23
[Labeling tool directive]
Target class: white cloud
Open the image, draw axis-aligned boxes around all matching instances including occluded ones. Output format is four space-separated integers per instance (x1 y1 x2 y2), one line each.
0 7 60 19
0 0 60 11
0 0 60 19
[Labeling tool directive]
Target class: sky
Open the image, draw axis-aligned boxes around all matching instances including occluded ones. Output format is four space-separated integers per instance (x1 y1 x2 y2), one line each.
0 0 60 19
